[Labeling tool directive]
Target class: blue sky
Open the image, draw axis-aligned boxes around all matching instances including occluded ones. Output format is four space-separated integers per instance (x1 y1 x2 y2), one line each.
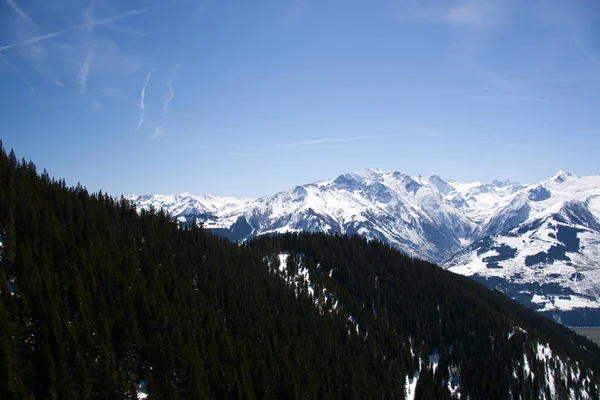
1 0 599 198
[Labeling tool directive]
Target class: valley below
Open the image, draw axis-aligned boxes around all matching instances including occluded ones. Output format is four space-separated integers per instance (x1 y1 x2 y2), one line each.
574 329 600 346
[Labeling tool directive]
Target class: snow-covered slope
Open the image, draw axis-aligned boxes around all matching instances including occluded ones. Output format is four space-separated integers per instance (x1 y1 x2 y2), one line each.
127 169 519 263
127 169 600 326
444 171 600 326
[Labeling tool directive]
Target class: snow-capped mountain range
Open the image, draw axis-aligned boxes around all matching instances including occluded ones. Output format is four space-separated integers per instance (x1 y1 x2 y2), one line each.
127 169 600 326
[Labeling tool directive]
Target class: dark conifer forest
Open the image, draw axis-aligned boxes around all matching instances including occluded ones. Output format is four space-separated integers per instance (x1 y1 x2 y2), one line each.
1 142 600 399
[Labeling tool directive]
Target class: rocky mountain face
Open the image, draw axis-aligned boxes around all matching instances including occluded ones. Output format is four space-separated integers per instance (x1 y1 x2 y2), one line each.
127 169 600 326
444 170 600 326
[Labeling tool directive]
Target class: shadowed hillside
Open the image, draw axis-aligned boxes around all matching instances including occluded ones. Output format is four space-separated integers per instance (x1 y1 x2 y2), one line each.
1 143 599 399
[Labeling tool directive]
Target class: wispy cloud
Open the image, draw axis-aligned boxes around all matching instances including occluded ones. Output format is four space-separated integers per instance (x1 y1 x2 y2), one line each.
3 0 65 83
541 76 600 84
148 125 163 140
0 3 178 53
395 0 504 29
163 58 183 113
469 92 553 103
164 81 174 113
248 135 388 152
0 54 17 72
135 68 154 130
219 135 388 156
140 68 154 110
445 1 502 29
282 2 308 26
83 0 95 35
415 129 445 138
479 140 534 150
480 69 522 93
220 153 259 157
5 0 35 23
135 113 146 131
76 2 96 93
0 28 67 53
77 49 94 92
574 39 599 68
90 3 164 27
91 99 103 111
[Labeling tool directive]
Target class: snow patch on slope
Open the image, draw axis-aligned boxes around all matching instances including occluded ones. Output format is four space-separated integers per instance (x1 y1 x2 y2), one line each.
518 341 599 399
405 371 419 400
268 253 341 313
137 380 148 399
130 170 600 324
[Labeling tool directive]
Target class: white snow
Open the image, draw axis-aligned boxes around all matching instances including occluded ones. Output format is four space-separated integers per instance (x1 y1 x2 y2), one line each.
445 208 600 313
447 256 487 276
447 366 461 399
536 343 556 399
532 294 600 311
348 315 359 334
129 170 600 317
405 371 419 400
588 195 600 220
273 253 318 300
429 351 440 374
519 341 599 400
458 238 471 247
278 253 289 273
523 353 531 379
137 380 148 399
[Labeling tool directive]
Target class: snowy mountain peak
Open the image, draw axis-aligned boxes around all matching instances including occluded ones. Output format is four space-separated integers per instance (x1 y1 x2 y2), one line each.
492 179 517 188
551 169 575 183
355 168 384 179
426 174 454 195
331 173 367 190
129 169 600 326
389 171 422 194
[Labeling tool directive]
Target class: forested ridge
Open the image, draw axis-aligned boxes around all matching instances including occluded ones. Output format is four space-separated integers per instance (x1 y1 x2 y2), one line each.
1 142 599 399
252 234 600 398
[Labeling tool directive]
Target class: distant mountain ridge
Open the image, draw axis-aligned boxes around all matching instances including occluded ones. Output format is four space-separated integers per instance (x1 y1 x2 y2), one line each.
6 143 600 398
127 169 600 326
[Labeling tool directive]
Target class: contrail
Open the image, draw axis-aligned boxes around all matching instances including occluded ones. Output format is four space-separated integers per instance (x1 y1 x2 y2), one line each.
89 4 163 28
248 135 387 151
83 0 95 35
5 0 35 23
136 68 154 130
163 79 174 113
574 40 599 68
0 2 181 53
163 58 183 113
473 92 553 102
0 29 68 52
148 124 163 140
140 68 155 110
135 113 146 131
77 50 94 92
